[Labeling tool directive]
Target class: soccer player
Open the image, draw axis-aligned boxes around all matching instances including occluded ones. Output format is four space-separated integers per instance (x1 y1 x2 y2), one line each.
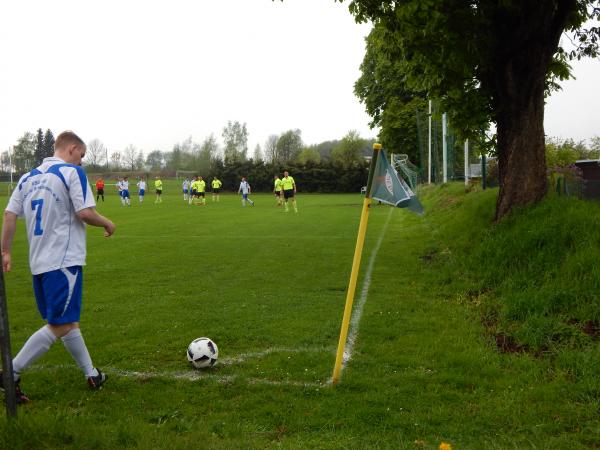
273 175 283 206
211 176 222 202
182 178 190 201
121 176 131 206
95 177 105 202
281 170 297 212
137 177 146 204
154 176 163 203
197 176 207 206
0 130 115 403
238 177 254 206
188 176 198 205
116 177 124 205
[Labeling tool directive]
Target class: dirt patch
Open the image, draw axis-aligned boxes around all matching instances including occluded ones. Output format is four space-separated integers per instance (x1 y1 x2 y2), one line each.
494 332 528 354
567 318 600 340
420 250 438 263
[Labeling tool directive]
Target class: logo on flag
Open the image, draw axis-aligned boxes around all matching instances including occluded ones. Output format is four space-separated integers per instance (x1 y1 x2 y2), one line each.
369 150 424 215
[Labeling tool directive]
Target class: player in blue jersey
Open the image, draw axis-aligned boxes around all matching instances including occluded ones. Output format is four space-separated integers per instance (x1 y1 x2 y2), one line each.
0 131 116 404
238 177 255 206
137 177 146 204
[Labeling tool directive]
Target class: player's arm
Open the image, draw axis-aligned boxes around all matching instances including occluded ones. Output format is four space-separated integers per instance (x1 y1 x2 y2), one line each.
1 211 18 272
76 208 116 237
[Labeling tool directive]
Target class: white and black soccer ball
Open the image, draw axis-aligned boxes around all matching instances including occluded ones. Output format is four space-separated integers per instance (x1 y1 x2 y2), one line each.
187 337 218 369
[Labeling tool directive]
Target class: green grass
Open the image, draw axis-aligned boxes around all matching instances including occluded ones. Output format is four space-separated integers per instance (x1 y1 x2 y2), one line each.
1 182 599 449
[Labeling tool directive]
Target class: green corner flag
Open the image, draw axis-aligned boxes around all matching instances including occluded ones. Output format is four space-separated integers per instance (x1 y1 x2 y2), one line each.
332 144 423 385
370 150 424 215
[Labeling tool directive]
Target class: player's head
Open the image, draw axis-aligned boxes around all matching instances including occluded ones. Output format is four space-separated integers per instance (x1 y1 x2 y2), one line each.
241 177 246 181
284 171 289 177
199 176 203 180
124 176 128 180
55 131 86 165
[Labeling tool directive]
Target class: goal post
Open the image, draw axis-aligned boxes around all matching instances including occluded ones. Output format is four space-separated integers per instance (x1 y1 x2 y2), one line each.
175 170 197 180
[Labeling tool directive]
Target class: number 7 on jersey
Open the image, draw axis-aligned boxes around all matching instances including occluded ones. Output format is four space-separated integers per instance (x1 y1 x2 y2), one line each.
31 199 44 236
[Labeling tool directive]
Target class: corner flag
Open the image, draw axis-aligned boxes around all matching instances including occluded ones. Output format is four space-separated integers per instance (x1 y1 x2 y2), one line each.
370 150 424 215
332 144 423 385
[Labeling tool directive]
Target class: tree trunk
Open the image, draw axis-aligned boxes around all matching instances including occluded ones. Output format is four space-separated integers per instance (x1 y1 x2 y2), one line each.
491 1 576 221
494 66 547 221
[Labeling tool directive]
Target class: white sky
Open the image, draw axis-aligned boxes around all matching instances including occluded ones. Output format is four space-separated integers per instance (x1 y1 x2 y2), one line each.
0 1 598 158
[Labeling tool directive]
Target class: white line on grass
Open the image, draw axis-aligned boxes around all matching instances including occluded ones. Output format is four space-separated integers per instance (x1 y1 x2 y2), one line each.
339 208 395 374
29 347 332 388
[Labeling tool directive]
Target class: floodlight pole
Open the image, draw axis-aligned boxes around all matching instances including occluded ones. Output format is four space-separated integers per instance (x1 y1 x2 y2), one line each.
0 257 17 417
427 100 432 184
442 112 448 183
464 139 469 186
332 143 381 385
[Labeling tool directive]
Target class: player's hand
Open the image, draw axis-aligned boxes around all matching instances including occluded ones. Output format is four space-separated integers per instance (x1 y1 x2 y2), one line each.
104 220 116 237
2 251 11 273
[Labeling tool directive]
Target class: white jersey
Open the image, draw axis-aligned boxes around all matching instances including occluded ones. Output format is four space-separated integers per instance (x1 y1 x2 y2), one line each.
116 180 124 191
137 180 146 190
122 180 129 190
238 181 251 194
183 180 190 190
6 157 95 275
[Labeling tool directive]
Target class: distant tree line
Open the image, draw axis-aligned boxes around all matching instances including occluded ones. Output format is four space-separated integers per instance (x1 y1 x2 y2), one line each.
2 122 376 192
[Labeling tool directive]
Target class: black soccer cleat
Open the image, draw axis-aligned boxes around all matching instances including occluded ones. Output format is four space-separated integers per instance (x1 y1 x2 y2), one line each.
0 371 30 404
87 368 107 390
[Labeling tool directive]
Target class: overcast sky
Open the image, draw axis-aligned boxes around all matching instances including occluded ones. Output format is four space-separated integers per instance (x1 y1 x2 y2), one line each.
0 1 598 159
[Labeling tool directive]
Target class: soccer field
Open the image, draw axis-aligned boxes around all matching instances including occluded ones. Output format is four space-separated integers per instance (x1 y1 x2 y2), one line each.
3 184 598 448
4 188 424 447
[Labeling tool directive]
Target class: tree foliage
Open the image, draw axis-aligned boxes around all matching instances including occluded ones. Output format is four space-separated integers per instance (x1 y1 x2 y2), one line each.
276 129 303 163
86 138 107 168
337 0 600 219
222 121 248 164
331 130 367 167
12 132 36 173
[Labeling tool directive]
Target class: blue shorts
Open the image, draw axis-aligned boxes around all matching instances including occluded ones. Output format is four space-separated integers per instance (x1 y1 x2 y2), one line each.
242 193 249 199
183 189 188 194
122 189 130 198
32 266 83 325
139 189 145 196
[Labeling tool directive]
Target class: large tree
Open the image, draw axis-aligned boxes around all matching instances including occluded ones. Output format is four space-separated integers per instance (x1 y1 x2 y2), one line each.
276 129 303 164
42 129 55 159
338 0 600 220
86 138 107 167
331 130 367 167
354 25 427 164
12 132 36 173
34 128 45 166
222 120 248 164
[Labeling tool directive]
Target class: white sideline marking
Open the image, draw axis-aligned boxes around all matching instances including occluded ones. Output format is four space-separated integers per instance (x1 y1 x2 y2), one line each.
29 347 332 388
340 208 394 372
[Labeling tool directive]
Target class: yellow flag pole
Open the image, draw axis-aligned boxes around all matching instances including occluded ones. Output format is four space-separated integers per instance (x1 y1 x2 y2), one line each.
332 143 381 385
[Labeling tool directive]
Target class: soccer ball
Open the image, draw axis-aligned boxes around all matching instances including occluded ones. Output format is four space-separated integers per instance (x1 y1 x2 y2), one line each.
187 337 218 369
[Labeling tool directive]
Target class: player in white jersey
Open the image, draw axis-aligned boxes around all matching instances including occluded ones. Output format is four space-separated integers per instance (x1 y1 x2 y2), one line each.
137 177 146 204
238 177 255 206
121 176 131 206
1 131 115 403
182 178 190 201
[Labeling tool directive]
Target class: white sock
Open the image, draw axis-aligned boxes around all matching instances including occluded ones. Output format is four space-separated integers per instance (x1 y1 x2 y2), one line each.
61 328 96 378
12 326 57 378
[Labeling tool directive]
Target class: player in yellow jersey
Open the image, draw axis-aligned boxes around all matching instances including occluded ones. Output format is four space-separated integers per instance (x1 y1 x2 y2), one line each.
211 176 222 202
154 176 163 203
188 176 198 205
273 175 283 206
197 176 206 206
281 170 297 213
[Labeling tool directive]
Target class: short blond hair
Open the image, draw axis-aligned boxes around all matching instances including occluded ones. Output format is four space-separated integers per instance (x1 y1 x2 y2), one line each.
55 131 86 151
